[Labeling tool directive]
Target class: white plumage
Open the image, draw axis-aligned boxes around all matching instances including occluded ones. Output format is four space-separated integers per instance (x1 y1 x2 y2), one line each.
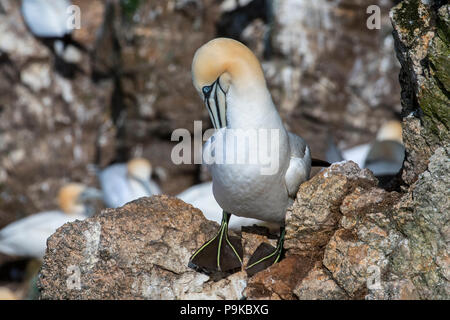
0 210 84 258
192 38 312 225
21 0 73 38
341 143 372 168
177 181 277 231
99 158 161 208
188 38 314 274
0 183 101 259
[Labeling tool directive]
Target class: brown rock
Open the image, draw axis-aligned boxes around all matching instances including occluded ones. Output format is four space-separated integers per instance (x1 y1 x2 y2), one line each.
293 264 349 300
390 0 449 185
91 0 223 195
285 161 378 255
267 0 401 159
245 162 403 300
39 195 249 299
72 0 106 49
0 0 115 229
244 254 318 300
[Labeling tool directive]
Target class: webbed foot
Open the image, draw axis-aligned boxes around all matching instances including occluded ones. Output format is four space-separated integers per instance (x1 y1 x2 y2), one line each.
188 212 243 278
245 228 285 277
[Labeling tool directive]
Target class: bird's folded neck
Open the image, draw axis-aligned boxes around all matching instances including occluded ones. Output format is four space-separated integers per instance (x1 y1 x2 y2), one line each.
227 85 284 131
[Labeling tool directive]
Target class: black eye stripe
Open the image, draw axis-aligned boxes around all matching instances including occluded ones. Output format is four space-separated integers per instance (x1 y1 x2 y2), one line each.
213 84 223 128
217 79 226 94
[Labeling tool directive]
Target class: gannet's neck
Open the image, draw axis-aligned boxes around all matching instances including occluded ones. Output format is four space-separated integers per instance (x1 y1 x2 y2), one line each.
226 85 285 131
128 175 150 198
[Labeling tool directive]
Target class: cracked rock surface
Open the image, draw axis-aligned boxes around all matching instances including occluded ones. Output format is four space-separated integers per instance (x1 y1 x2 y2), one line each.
39 195 247 300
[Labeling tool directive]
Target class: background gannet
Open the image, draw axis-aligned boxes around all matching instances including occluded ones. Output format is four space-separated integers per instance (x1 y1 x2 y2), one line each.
0 183 102 258
326 120 405 186
99 158 161 208
21 0 73 39
21 0 84 77
363 120 405 185
189 38 329 277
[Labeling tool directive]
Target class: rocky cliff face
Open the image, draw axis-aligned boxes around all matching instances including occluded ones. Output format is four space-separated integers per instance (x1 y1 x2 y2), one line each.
266 0 402 156
38 155 449 300
0 0 115 230
391 0 449 185
0 0 402 229
38 0 449 300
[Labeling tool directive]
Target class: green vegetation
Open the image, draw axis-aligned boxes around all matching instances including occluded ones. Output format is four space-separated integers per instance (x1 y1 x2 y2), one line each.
120 0 142 19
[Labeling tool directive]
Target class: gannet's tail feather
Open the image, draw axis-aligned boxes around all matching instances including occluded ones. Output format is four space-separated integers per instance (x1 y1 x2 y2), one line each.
311 158 331 167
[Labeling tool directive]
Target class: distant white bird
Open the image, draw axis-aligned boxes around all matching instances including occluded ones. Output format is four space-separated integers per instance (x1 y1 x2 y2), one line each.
99 158 161 208
0 183 102 258
364 120 404 178
21 0 73 39
327 120 405 178
21 0 84 77
177 181 278 232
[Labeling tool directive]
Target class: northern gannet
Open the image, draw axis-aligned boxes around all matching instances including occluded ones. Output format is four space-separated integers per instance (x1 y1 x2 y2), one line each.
189 38 329 276
0 183 102 258
99 158 161 208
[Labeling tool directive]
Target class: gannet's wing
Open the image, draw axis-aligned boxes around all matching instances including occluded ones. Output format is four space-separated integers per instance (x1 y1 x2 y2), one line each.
99 164 133 208
177 182 277 232
147 180 162 195
285 132 311 199
0 211 81 258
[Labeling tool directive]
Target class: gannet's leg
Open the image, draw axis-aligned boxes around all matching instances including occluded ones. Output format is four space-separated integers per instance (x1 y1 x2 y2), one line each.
188 211 243 277
245 227 286 276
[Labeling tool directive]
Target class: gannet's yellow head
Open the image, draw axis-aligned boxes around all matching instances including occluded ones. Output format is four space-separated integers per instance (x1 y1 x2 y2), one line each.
127 158 152 181
58 183 103 216
192 38 266 128
376 120 403 144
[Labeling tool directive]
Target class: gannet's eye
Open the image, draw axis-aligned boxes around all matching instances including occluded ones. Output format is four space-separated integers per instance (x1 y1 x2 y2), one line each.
202 85 212 98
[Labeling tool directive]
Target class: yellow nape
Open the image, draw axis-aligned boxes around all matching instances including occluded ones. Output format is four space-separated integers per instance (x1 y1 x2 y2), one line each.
192 38 266 93
376 120 403 143
127 157 152 180
57 183 86 215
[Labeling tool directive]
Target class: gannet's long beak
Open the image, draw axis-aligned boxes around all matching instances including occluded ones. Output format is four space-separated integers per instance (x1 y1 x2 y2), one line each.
202 78 227 129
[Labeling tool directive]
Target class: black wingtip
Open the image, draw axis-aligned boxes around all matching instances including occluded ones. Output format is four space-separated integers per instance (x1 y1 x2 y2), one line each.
311 158 331 167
